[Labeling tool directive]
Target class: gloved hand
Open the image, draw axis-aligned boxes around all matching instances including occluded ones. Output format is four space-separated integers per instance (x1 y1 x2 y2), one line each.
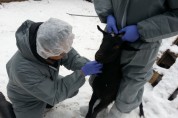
81 61 103 76
106 15 119 34
119 25 139 42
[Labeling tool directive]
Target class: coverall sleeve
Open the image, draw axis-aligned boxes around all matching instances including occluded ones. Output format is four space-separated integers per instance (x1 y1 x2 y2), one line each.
15 65 86 106
137 0 178 42
93 0 113 23
61 48 89 71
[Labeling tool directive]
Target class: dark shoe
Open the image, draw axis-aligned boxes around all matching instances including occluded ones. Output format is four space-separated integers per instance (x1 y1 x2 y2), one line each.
46 104 54 109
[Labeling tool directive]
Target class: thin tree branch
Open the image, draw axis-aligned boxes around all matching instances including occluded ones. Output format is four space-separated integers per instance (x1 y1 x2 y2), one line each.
66 13 98 17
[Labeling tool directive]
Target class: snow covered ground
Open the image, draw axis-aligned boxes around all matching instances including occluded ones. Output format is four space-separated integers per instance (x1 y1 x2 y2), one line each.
0 0 177 118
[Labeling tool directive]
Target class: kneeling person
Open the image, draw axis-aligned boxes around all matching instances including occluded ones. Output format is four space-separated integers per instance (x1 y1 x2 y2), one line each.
6 18 102 118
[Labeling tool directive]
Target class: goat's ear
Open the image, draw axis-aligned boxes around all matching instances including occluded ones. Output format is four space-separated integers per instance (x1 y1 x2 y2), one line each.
97 25 107 35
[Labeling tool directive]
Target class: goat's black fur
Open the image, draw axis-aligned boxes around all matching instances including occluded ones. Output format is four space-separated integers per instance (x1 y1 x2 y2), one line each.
86 26 145 118
86 26 123 118
0 92 16 118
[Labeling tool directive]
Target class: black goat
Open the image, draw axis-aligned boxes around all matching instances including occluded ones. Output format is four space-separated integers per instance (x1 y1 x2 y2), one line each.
86 26 123 118
86 26 144 118
0 92 15 118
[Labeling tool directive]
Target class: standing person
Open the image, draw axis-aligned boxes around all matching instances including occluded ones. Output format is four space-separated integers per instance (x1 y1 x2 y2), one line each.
6 18 103 118
93 0 178 117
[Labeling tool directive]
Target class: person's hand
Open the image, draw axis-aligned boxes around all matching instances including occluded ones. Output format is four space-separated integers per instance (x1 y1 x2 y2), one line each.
106 15 119 34
119 25 139 42
81 61 103 76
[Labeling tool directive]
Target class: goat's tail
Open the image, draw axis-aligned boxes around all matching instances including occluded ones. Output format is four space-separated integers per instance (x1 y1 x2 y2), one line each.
0 92 16 118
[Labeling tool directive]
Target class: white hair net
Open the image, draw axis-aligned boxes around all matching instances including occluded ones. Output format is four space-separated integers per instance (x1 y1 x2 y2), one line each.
36 18 74 59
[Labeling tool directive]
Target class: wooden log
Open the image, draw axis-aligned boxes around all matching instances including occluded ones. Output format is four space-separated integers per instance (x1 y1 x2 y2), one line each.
168 88 178 101
173 37 178 46
149 70 163 87
157 50 177 69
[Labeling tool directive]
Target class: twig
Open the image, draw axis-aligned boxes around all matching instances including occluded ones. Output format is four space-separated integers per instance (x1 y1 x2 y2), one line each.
66 13 98 17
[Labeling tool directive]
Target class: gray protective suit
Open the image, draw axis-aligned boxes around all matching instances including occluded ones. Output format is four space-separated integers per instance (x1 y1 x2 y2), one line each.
94 0 178 113
6 20 89 118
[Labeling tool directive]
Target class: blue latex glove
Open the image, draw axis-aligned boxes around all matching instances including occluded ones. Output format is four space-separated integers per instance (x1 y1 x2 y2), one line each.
106 15 119 34
119 25 139 42
81 61 103 76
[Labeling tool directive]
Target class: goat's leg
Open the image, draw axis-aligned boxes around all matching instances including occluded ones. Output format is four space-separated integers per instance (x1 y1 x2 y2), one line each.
86 93 98 118
139 103 145 118
91 100 111 118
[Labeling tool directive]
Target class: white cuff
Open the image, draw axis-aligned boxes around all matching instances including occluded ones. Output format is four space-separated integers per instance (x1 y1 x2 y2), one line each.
107 103 130 118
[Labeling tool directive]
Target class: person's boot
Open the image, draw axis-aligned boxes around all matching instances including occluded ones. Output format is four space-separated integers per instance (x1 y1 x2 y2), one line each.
46 104 54 109
106 104 140 118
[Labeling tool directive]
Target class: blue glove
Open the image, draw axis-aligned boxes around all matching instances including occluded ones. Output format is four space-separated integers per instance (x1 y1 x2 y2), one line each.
106 15 119 34
119 25 139 42
81 61 103 76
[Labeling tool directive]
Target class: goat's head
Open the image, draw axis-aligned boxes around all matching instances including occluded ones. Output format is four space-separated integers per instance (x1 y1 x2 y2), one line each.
95 26 123 63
